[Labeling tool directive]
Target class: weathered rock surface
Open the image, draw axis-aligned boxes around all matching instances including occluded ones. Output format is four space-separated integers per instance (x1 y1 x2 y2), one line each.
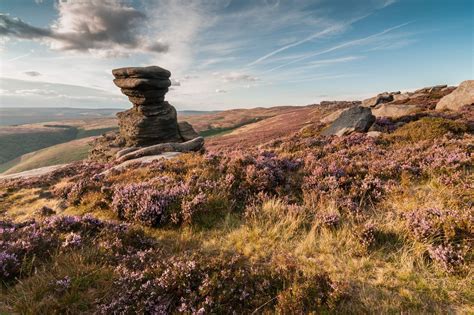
112 66 171 79
415 84 447 94
113 78 172 90
117 104 181 146
321 106 375 136
362 92 394 107
372 104 420 118
436 80 474 111
116 137 204 163
112 66 200 148
178 122 200 141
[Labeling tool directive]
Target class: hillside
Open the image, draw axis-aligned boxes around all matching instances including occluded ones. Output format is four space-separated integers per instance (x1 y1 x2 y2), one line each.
0 106 326 174
0 118 118 167
0 86 472 313
1 137 93 175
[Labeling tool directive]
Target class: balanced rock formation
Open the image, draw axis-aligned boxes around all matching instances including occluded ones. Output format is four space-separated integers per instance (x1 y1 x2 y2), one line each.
321 106 375 136
113 66 184 146
436 80 474 111
87 66 204 163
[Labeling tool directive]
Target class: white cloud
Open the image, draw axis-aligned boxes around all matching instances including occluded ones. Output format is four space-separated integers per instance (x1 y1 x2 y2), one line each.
221 72 259 82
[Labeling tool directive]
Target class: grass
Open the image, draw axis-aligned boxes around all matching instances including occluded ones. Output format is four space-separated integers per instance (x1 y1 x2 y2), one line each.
2 182 471 313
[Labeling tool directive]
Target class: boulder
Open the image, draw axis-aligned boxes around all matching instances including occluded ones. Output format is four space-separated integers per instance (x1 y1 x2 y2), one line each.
320 108 349 124
372 104 420 118
321 106 375 136
362 93 394 107
436 80 474 111
392 93 410 102
178 122 200 141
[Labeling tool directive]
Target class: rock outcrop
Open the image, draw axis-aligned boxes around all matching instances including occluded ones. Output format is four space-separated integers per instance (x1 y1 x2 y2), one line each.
90 66 202 162
321 106 375 136
436 80 474 111
112 66 185 146
362 92 398 107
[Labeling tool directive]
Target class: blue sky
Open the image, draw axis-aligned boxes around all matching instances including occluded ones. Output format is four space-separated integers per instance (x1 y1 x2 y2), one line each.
0 0 472 110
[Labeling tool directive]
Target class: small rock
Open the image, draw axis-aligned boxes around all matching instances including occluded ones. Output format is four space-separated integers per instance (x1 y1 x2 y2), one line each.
321 106 375 136
436 80 474 111
362 93 394 107
366 131 382 138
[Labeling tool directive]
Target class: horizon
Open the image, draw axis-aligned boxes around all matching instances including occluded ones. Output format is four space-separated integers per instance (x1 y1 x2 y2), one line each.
0 0 472 110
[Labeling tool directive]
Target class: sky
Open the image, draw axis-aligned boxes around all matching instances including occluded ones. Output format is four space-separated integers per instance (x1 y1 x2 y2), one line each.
0 0 472 110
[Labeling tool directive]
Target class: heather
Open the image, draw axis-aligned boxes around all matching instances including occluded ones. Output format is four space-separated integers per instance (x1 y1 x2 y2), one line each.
0 110 473 313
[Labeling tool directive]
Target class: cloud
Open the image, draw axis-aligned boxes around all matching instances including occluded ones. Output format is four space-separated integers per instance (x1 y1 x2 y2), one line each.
0 0 169 57
215 89 227 93
23 71 41 77
264 22 412 73
247 24 344 67
221 72 259 82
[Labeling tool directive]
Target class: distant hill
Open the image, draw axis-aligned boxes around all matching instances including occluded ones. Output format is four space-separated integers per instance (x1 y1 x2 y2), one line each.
1 137 93 174
0 104 346 174
0 107 219 126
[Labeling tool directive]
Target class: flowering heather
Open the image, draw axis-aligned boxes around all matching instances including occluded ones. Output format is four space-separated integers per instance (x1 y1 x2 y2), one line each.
112 181 190 226
428 244 465 273
98 251 338 314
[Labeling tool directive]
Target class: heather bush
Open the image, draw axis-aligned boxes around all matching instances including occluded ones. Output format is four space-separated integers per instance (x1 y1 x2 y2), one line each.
98 251 340 314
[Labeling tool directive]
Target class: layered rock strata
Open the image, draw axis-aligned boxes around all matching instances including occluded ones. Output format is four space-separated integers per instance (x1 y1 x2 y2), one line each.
112 66 187 146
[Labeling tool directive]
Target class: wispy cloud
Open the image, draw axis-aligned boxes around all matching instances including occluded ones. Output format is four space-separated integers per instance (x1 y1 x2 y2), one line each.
264 22 412 73
246 24 344 67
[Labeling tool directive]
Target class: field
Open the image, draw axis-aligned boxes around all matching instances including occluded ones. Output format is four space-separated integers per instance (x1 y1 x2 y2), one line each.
0 102 472 313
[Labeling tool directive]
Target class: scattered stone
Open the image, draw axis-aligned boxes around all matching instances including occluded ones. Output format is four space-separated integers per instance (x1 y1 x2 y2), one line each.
392 93 410 102
415 84 447 94
366 131 382 138
362 92 394 107
372 104 420 118
436 80 474 111
321 106 375 136
36 206 56 217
